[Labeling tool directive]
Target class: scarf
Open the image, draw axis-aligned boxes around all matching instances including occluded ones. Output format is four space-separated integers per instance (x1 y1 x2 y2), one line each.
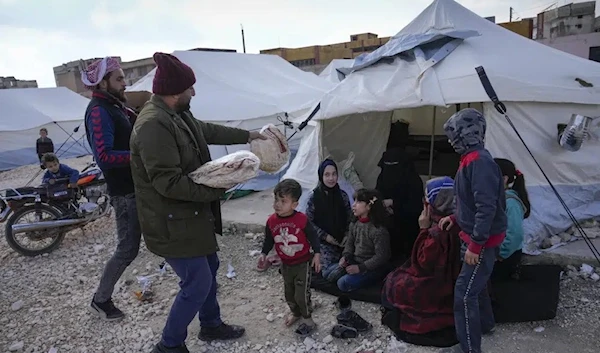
312 159 348 242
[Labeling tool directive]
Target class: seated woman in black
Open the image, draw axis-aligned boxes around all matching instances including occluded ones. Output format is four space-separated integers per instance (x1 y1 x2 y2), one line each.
305 159 352 269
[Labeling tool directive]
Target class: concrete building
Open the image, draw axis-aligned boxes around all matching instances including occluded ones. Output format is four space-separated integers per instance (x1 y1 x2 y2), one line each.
260 33 392 70
0 76 38 89
53 47 236 96
535 1 596 39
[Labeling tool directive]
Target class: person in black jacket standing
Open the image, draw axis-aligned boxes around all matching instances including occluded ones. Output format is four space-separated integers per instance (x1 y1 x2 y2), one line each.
81 57 141 322
36 128 54 168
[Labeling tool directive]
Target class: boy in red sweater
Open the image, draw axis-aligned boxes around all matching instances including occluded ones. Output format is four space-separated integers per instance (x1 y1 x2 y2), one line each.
259 179 321 336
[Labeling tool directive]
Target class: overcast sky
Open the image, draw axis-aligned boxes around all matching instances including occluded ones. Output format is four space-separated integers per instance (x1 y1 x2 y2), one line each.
0 0 592 88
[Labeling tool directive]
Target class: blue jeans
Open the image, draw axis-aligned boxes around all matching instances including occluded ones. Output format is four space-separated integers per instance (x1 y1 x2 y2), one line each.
454 247 496 353
161 253 222 347
323 264 382 292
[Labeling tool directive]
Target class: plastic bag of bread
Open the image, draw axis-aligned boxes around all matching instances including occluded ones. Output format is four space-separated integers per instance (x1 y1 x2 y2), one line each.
189 150 260 190
250 124 290 174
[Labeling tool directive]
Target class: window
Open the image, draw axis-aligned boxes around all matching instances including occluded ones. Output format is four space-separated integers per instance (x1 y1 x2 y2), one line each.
576 24 582 29
577 15 583 19
351 35 358 41
290 58 316 67
589 46 600 63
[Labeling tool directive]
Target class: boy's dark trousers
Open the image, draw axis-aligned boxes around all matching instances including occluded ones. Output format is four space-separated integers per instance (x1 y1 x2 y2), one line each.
281 261 312 318
454 246 497 353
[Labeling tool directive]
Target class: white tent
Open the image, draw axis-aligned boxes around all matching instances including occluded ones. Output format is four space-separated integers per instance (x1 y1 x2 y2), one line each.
128 50 336 191
284 0 600 253
319 59 355 84
0 87 91 171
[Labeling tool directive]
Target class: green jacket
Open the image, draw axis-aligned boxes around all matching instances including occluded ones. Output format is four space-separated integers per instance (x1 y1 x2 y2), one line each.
130 95 249 258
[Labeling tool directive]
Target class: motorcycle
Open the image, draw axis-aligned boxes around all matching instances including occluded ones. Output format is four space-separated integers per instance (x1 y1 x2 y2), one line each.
0 162 111 257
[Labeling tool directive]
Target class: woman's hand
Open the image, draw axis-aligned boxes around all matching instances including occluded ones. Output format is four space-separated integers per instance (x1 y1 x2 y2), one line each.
345 265 360 274
439 216 454 231
339 257 347 267
418 205 431 229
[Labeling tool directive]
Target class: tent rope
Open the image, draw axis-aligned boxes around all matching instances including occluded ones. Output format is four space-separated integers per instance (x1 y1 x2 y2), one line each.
475 66 600 265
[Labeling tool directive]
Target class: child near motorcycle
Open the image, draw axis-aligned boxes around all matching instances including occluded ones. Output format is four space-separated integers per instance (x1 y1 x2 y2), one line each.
41 153 80 188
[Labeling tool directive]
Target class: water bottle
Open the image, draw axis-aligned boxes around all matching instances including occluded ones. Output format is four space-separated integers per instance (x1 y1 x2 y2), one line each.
559 114 597 152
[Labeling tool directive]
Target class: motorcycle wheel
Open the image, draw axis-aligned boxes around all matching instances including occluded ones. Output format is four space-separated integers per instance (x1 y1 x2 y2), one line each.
5 204 67 257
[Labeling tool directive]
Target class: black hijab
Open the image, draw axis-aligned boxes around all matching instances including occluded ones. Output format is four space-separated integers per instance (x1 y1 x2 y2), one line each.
312 159 349 242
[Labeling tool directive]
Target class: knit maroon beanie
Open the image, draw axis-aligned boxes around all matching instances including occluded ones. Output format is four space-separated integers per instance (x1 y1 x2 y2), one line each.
152 52 196 95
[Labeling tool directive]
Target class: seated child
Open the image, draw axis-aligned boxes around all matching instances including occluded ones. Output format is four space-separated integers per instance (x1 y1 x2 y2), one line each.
323 188 391 292
41 153 80 188
493 158 531 281
259 179 321 336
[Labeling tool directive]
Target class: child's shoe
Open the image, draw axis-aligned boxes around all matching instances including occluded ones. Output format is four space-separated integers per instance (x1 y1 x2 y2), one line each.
331 324 358 339
295 318 316 337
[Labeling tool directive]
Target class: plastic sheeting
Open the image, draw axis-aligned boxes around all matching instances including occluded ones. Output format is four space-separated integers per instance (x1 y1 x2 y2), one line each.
484 102 600 253
0 88 92 170
127 51 334 123
318 59 355 84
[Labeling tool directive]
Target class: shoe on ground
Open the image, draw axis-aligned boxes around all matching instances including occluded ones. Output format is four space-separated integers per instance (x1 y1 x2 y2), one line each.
89 298 125 321
336 309 372 332
152 342 190 353
331 324 358 339
198 323 245 341
295 318 316 337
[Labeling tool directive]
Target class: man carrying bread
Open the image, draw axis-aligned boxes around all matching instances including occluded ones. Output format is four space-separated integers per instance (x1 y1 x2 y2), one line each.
130 52 265 353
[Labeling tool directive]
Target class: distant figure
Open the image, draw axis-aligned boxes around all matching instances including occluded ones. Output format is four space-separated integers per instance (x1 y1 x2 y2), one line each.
36 128 54 168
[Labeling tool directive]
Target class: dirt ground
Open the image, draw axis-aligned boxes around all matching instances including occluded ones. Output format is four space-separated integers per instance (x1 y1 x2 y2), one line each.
1 157 599 353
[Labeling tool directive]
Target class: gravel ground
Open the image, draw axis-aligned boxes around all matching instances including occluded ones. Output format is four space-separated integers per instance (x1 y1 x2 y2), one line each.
1 157 599 353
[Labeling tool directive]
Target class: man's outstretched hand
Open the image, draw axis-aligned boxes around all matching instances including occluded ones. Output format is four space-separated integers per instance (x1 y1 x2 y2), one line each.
248 131 267 142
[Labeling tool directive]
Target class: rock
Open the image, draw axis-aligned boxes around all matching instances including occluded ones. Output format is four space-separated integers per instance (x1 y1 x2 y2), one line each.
581 264 594 274
540 238 553 249
550 235 562 246
244 233 255 239
566 265 577 272
304 337 316 350
253 344 263 350
266 313 275 322
558 232 572 242
170 289 178 296
9 341 24 351
132 269 138 275
534 326 545 333
590 273 600 281
323 335 333 344
11 300 24 311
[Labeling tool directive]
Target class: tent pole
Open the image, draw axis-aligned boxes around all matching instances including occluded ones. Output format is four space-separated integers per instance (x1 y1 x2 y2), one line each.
428 107 437 179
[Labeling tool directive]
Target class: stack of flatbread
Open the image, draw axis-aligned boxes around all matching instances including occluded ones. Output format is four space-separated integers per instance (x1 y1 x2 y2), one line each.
189 150 260 189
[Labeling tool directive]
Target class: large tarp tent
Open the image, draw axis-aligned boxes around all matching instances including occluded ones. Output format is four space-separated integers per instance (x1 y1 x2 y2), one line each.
0 87 91 171
127 50 335 191
319 59 355 84
284 0 600 253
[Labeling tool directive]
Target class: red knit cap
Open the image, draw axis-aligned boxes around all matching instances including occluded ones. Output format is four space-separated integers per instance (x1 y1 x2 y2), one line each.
152 52 196 95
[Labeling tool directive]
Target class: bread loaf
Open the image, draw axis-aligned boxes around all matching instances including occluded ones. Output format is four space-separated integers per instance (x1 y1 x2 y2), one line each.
189 150 260 189
250 124 290 173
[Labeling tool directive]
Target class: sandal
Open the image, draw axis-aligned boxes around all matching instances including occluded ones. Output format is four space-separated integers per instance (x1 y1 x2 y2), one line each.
331 324 358 339
284 314 301 327
295 322 315 336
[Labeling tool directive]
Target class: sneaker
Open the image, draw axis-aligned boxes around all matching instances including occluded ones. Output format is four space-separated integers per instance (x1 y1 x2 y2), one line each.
198 323 245 341
89 298 124 321
152 342 190 353
331 324 358 339
295 319 316 337
336 310 372 332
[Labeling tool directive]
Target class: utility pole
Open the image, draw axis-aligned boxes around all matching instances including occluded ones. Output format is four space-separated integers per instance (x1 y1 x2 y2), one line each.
241 24 246 53
509 7 513 22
